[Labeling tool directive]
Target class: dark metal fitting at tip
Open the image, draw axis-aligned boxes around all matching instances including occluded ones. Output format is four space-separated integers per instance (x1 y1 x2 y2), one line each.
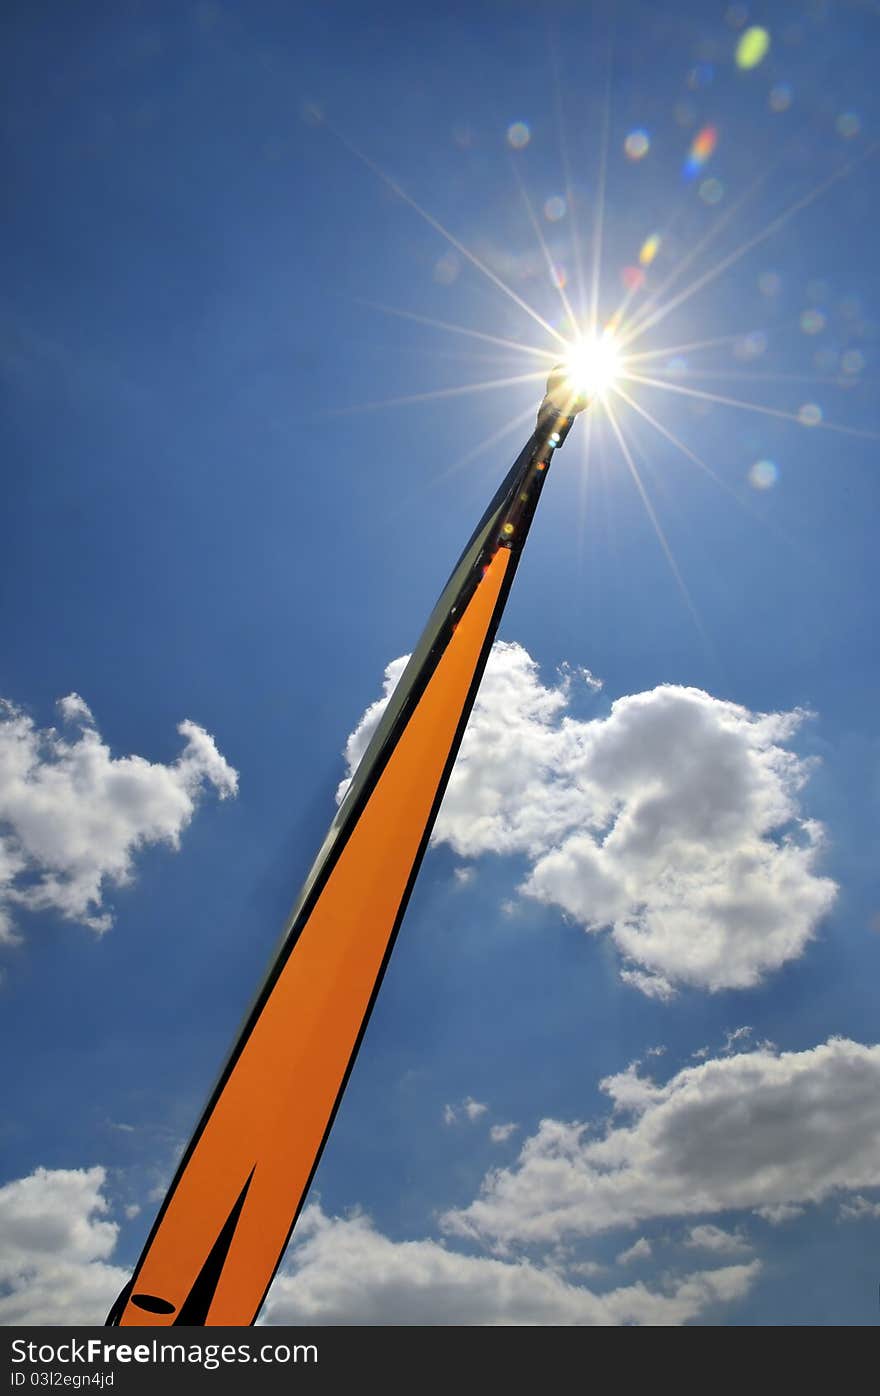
536 364 590 447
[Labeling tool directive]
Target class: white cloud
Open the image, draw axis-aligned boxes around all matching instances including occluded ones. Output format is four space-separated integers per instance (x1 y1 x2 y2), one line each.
0 694 238 940
57 693 93 725
262 1204 759 1326
723 1026 754 1052
453 866 475 886
616 1237 652 1265
721 1026 778 1056
490 1123 519 1144
0 1166 127 1324
339 645 836 995
754 1203 805 1225
684 1225 752 1256
619 968 675 1000
463 1097 488 1122
838 1195 880 1221
0 1166 759 1329
444 1097 488 1126
336 657 409 807
442 1038 880 1249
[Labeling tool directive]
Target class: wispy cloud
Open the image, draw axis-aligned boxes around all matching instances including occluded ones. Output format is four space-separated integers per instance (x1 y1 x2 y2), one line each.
616 1237 652 1265
490 1123 519 1144
444 1097 489 1126
684 1224 752 1256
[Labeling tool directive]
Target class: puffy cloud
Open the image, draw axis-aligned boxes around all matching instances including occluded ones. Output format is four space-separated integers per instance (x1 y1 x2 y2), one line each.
262 1204 759 1326
339 644 836 995
0 694 238 940
0 1166 127 1324
490 1123 519 1144
442 1038 880 1248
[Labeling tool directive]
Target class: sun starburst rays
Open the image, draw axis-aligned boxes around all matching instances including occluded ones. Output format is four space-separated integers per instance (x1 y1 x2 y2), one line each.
311 81 877 638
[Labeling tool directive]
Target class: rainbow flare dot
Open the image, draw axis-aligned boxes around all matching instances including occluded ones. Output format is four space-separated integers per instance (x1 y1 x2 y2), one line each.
507 121 531 149
749 459 778 490
683 124 717 181
624 128 650 160
621 265 646 291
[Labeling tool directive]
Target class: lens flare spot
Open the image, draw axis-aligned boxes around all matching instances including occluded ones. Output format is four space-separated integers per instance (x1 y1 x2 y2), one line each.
841 349 865 375
639 232 661 266
544 195 566 222
687 63 715 90
759 270 781 297
734 330 767 360
624 129 650 160
684 125 717 180
800 308 826 335
433 252 460 285
749 459 778 489
736 26 771 69
836 111 861 139
700 177 724 205
769 83 792 112
726 4 749 29
798 402 823 427
551 265 567 289
507 121 531 149
621 264 646 291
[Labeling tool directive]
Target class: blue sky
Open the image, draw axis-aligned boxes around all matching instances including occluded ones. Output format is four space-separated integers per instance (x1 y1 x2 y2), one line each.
2 0 880 1326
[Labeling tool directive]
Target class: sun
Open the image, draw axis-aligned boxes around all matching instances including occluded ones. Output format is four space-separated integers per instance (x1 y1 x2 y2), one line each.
562 330 623 402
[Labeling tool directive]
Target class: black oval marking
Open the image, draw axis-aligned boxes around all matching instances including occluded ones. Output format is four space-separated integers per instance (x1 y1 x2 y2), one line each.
131 1293 176 1315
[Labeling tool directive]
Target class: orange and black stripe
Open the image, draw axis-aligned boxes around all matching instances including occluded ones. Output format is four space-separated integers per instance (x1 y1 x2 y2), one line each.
108 419 564 1327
